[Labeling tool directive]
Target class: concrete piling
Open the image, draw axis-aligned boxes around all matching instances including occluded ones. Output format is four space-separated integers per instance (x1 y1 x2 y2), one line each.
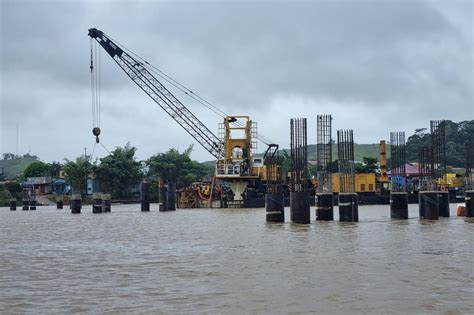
438 192 450 217
141 180 150 212
289 118 309 224
57 196 63 209
92 193 103 213
265 192 285 222
102 194 111 212
70 194 82 214
316 193 334 221
29 199 37 210
390 192 408 219
22 197 29 211
290 191 310 224
168 182 176 211
9 198 16 211
338 193 358 222
159 185 168 211
389 131 408 219
466 190 474 218
419 191 438 220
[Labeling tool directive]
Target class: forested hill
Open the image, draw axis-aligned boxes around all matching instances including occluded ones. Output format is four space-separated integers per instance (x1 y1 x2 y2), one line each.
0 154 38 180
405 120 473 167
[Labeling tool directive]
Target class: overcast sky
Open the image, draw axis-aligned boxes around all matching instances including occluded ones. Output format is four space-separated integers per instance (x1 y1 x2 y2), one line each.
1 0 473 163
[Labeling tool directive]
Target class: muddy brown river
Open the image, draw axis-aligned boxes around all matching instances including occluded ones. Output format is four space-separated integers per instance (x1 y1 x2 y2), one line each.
1 204 472 313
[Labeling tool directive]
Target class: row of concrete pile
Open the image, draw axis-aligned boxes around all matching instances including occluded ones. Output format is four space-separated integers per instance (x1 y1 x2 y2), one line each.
265 190 474 223
8 180 178 214
9 198 37 211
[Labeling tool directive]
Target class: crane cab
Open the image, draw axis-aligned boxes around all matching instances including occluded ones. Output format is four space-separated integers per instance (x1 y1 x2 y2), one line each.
215 116 263 202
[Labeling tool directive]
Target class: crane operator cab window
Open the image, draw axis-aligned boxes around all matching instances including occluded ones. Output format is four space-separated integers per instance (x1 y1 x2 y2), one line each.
232 146 244 159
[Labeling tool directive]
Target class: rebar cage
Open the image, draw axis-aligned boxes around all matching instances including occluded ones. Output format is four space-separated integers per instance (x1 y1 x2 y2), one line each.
390 131 407 192
337 129 355 193
466 140 473 190
430 120 447 191
316 115 332 193
265 145 282 194
290 118 308 193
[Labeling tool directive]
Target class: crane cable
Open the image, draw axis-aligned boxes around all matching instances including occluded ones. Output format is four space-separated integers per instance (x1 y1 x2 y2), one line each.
88 39 114 161
86 139 113 166
106 34 276 146
90 38 101 143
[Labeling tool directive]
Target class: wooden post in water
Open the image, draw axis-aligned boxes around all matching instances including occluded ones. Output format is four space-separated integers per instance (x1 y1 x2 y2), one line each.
159 181 168 212
167 182 176 211
22 197 29 211
70 194 82 214
56 195 63 209
102 194 111 212
92 193 103 213
141 179 150 212
9 198 16 211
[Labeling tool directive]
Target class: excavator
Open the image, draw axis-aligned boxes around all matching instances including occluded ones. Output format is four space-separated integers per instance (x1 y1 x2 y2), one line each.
88 28 277 207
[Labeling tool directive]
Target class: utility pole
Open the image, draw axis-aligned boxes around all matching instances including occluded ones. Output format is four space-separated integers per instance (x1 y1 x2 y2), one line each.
16 122 18 157
84 147 87 195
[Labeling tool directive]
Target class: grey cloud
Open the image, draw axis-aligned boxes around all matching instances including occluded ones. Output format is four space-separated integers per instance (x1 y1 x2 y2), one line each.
1 0 472 162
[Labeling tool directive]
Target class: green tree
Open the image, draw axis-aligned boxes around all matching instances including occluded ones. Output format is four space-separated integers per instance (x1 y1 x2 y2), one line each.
49 162 61 178
2 153 17 160
405 120 474 167
147 145 209 189
94 143 142 199
355 156 378 173
0 184 13 207
4 181 22 200
63 155 92 193
23 161 51 179
326 160 339 173
406 128 430 163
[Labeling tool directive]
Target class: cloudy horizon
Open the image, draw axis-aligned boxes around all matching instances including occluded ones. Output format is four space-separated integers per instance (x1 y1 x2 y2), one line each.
1 0 473 163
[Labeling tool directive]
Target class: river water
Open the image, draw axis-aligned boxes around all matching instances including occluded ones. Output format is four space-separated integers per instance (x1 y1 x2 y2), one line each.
1 204 472 314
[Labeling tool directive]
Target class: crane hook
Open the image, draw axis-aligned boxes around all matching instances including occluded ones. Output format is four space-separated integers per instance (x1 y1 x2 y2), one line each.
93 127 101 143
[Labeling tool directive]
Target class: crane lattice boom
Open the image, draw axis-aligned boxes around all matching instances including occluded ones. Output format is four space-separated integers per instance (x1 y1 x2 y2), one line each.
88 28 224 159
